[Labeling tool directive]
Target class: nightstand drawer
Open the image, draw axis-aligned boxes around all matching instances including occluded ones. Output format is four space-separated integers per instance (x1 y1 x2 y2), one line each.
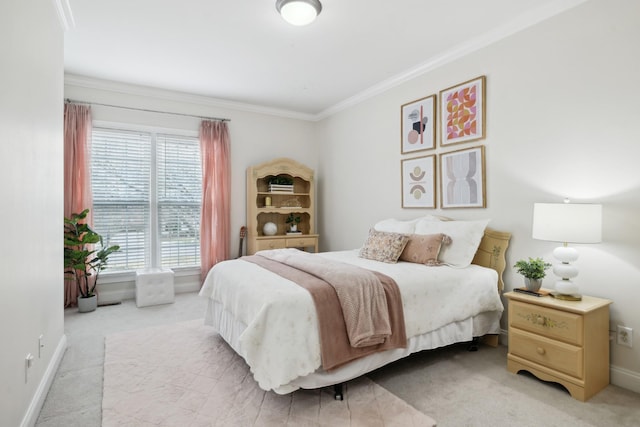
510 300 583 345
510 328 583 379
255 239 286 251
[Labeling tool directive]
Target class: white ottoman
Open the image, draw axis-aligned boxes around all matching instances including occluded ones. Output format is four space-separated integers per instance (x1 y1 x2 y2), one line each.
135 268 175 307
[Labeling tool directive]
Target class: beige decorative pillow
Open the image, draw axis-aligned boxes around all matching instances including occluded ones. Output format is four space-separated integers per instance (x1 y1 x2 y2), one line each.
359 229 410 263
399 233 452 265
414 218 490 267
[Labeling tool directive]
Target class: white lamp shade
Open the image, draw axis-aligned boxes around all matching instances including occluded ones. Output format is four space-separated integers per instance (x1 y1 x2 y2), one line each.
532 203 602 243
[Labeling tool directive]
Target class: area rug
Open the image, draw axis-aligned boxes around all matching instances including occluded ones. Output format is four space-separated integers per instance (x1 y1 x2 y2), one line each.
102 320 436 426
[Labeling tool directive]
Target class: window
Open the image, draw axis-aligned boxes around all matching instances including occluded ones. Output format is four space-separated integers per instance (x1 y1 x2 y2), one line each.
156 134 202 267
91 127 201 272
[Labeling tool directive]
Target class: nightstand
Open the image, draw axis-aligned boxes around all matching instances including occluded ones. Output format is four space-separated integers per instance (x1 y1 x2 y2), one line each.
505 290 612 401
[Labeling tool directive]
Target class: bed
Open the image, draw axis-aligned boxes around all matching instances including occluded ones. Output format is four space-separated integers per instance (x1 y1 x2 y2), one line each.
199 216 511 396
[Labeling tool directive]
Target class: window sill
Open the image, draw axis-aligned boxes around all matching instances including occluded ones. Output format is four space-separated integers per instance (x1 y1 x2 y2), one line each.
99 266 200 284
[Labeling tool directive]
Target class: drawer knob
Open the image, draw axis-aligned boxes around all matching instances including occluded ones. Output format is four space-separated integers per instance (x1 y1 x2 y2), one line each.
536 316 545 325
536 347 546 355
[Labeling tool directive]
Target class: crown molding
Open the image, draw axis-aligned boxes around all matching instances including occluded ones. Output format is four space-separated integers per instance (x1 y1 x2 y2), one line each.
64 74 317 122
315 0 588 120
52 0 75 31
65 0 586 122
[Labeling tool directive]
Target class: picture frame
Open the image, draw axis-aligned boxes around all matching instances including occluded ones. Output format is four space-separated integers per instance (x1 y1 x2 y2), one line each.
439 76 486 147
439 146 486 209
401 155 436 208
401 94 436 154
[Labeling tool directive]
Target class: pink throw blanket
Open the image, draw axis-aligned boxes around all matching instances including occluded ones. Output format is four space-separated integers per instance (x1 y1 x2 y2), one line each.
243 250 406 370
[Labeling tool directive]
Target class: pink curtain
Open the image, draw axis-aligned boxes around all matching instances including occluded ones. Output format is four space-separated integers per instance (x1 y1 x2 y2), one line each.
199 120 231 283
63 103 93 307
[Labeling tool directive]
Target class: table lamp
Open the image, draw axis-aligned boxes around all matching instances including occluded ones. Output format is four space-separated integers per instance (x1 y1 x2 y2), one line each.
532 201 602 300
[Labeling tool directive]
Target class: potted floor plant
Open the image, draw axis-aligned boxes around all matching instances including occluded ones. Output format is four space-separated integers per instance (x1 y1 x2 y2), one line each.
513 257 551 292
64 209 120 312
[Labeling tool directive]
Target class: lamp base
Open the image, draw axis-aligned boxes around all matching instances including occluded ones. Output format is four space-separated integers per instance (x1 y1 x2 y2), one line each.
550 291 582 301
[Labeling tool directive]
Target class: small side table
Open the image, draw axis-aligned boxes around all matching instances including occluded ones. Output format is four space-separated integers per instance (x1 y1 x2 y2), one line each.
505 290 612 401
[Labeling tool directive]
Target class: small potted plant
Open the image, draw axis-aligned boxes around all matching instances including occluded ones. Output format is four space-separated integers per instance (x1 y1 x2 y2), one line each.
268 175 293 186
285 212 301 232
513 257 552 292
268 175 294 193
64 209 120 312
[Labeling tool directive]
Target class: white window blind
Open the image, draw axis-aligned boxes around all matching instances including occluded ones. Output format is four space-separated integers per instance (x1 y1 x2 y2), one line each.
156 134 202 267
92 128 151 270
91 127 201 272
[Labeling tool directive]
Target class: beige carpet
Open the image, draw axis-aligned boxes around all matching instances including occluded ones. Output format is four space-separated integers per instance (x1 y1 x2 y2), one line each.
102 320 436 426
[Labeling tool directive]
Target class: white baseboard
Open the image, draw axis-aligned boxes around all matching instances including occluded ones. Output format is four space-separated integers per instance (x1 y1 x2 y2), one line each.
499 327 509 346
97 279 200 305
175 281 201 294
610 365 640 394
20 334 67 427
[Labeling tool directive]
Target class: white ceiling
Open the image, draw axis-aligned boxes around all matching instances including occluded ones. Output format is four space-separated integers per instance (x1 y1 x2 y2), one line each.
63 0 585 118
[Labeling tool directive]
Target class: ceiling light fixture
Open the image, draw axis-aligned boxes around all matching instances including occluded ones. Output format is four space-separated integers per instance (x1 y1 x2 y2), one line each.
276 0 322 26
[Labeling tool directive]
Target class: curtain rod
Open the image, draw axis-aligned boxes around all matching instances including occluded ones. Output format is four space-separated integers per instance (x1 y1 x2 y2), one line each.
65 98 231 122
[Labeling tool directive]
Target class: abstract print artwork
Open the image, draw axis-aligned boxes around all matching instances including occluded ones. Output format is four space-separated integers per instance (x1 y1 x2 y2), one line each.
440 76 486 146
440 146 486 208
401 94 436 154
401 155 436 208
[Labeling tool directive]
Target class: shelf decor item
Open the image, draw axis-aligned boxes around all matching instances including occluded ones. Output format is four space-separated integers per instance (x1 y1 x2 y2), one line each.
268 175 294 193
263 222 278 236
401 94 436 154
439 145 486 209
285 212 301 232
440 76 486 146
401 155 436 208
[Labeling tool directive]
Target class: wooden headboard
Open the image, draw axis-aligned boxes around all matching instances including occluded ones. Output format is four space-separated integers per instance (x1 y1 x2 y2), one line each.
472 227 512 293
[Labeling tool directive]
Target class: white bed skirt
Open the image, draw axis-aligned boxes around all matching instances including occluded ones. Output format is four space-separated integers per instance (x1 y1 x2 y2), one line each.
204 299 502 394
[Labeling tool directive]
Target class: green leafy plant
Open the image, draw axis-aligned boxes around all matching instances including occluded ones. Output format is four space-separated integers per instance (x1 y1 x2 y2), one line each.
64 209 120 298
268 175 293 185
285 212 301 225
513 257 551 280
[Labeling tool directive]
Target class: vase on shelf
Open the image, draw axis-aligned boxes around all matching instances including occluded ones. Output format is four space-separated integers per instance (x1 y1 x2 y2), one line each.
263 222 277 236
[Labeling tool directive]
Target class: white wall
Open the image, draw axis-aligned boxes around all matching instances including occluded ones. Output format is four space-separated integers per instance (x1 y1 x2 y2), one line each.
317 0 640 392
63 79 319 299
0 1 65 426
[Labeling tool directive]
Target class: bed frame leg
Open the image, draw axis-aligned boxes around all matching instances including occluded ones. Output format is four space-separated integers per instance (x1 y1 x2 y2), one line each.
480 334 499 347
467 337 480 352
333 383 344 401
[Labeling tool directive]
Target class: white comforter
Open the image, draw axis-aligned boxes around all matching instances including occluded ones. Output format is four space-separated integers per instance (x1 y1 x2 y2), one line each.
199 249 503 392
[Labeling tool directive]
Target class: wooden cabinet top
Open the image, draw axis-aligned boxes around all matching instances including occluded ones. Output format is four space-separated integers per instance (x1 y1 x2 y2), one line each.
248 157 314 181
505 290 612 314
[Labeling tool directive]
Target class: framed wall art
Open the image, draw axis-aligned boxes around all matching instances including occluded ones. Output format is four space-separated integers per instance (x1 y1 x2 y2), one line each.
401 94 436 154
401 155 436 208
439 76 486 147
439 146 486 209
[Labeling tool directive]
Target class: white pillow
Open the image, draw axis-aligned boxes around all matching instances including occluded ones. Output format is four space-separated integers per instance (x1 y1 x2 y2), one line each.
374 215 442 234
414 218 490 267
